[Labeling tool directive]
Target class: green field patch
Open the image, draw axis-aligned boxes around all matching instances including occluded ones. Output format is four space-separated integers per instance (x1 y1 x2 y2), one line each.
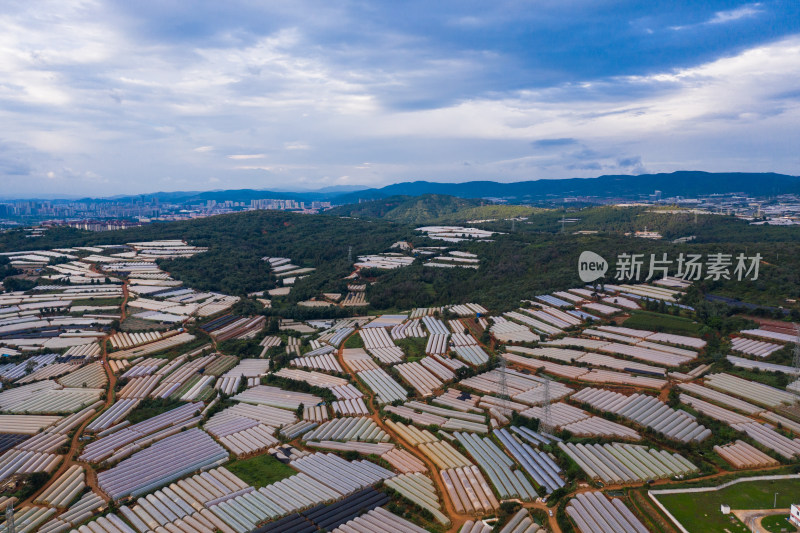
724 367 794 390
760 513 795 532
623 310 701 336
126 398 188 425
344 333 365 349
655 477 800 533
226 453 296 487
120 316 172 332
71 297 123 307
396 336 427 359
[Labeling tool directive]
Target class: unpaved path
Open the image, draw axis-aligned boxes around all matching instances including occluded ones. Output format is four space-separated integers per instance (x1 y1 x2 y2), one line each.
336 332 475 533
22 277 129 507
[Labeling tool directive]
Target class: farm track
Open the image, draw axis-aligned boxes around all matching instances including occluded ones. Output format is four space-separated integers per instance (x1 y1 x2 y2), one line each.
15 288 795 532
628 489 679 533
21 276 129 508
336 332 474 533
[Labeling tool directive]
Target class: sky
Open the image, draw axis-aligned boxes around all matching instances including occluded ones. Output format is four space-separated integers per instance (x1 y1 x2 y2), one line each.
0 0 799 197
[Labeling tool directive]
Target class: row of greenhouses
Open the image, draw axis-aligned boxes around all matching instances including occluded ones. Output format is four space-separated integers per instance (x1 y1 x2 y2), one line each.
557 442 698 483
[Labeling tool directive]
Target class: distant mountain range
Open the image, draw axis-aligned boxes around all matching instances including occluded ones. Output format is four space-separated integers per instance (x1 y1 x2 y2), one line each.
332 171 800 204
15 171 800 205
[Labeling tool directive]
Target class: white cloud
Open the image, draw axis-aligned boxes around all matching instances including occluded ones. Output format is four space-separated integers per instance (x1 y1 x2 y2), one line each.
0 1 796 195
283 142 310 150
228 154 267 160
671 3 763 30
234 165 273 171
708 3 762 24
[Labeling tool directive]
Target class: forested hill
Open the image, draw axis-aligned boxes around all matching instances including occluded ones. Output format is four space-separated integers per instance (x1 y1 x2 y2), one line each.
326 194 546 224
326 194 484 223
0 211 413 296
333 171 800 203
1 206 799 312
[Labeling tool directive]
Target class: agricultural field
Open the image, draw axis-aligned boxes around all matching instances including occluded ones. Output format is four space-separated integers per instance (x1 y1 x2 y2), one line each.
654 478 800 533
0 207 799 533
225 453 297 488
623 310 703 336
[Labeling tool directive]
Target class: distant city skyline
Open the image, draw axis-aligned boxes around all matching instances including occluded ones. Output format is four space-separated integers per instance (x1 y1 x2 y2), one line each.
1 1 799 196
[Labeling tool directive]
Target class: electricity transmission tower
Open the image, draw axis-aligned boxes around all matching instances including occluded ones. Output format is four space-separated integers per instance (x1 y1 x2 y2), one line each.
6 502 15 533
793 326 800 405
540 379 553 435
498 356 509 413
348 245 352 264
793 326 800 374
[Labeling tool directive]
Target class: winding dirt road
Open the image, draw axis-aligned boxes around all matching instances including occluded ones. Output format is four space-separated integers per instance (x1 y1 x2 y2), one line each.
22 278 129 507
335 333 477 533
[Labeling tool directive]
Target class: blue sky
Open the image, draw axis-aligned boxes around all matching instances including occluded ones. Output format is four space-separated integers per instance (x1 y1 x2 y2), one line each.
0 0 798 196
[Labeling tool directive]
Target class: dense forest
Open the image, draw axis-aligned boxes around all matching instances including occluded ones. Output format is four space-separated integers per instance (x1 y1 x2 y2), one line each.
1 201 799 312
0 211 412 296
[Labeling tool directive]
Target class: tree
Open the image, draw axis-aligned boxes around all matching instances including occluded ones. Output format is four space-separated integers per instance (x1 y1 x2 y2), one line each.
666 387 680 408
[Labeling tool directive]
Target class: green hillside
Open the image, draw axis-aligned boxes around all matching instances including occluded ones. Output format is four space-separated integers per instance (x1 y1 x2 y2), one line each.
431 204 544 223
0 211 411 297
326 194 483 224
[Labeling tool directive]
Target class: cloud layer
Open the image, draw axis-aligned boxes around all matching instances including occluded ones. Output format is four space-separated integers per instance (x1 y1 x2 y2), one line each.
0 0 798 196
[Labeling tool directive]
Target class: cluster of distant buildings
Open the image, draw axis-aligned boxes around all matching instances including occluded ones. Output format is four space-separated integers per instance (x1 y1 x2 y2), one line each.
625 192 800 226
0 197 334 230
4 189 800 230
